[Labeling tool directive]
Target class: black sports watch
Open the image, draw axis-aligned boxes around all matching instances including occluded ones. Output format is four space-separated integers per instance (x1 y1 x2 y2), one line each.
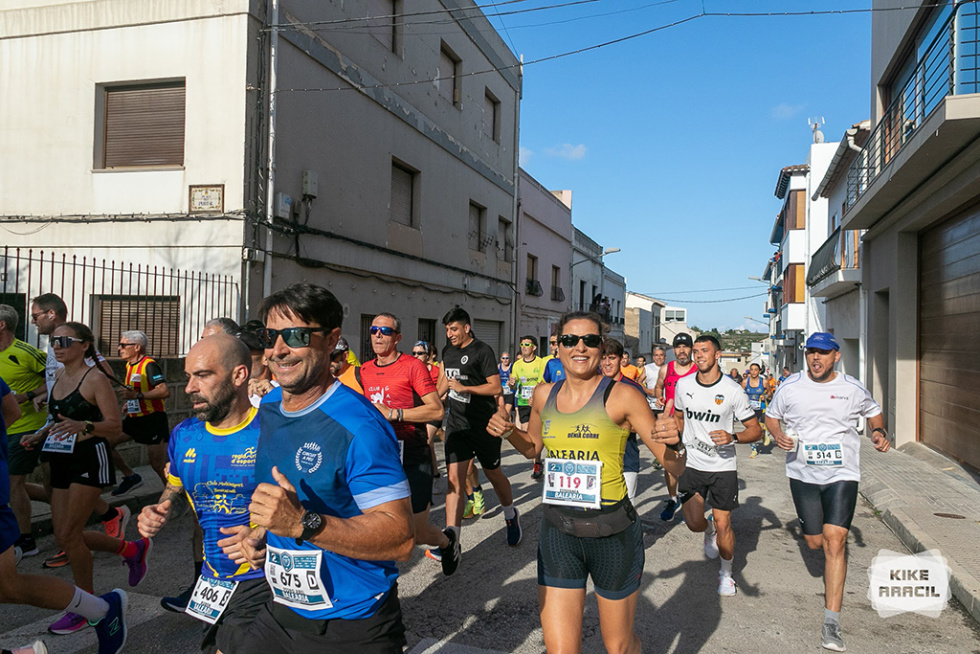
297 511 323 545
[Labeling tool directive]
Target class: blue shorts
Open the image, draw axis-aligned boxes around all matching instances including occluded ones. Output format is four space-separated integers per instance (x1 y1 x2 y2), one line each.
623 433 640 474
0 505 19 555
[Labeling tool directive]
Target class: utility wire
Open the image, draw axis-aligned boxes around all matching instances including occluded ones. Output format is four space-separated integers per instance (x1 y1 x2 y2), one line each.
652 291 769 304
642 284 765 295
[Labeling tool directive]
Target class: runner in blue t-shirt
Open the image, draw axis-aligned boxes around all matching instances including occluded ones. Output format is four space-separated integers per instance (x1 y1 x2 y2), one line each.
137 334 268 654
234 284 414 654
0 376 127 654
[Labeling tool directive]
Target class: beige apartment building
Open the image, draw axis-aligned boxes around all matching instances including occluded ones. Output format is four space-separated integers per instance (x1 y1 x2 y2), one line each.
845 1 980 468
0 0 520 359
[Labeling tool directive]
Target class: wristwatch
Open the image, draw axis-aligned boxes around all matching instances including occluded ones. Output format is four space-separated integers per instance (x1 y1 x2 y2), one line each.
872 427 888 438
83 421 95 434
297 510 323 545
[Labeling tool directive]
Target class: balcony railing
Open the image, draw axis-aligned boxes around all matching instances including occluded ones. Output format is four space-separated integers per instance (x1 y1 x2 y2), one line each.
550 285 565 303
525 278 543 296
846 1 979 210
807 228 862 286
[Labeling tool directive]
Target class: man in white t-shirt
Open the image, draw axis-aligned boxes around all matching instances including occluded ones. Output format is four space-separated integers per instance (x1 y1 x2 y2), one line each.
674 335 760 597
766 332 890 653
643 346 666 409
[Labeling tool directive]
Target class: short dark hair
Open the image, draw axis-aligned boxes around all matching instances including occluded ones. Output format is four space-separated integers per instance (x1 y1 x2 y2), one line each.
259 283 343 331
749 363 761 371
442 306 470 327
33 293 68 320
557 311 605 337
519 335 536 345
694 334 721 351
237 319 266 352
602 338 624 357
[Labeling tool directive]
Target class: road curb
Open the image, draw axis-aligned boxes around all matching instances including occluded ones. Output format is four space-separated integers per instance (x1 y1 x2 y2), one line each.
860 477 980 625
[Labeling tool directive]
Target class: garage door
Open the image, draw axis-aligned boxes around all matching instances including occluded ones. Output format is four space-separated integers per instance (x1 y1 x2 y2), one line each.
472 319 502 359
919 205 980 470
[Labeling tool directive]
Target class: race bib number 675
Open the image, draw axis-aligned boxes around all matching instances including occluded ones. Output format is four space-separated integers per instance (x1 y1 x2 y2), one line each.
266 547 332 610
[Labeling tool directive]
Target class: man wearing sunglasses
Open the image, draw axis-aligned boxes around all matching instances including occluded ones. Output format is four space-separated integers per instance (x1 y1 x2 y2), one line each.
0 304 49 561
438 307 521 548
510 336 547 479
235 283 413 654
765 332 890 653
358 314 459 575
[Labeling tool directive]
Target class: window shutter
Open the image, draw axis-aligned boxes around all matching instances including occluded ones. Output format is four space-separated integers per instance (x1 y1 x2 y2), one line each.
367 0 394 51
390 164 413 226
95 295 180 357
104 83 185 168
439 49 456 104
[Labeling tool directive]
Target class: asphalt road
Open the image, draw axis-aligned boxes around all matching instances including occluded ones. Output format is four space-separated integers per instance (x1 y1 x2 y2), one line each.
5 442 980 653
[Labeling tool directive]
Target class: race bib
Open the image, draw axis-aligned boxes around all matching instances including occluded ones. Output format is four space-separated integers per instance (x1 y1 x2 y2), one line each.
542 458 603 509
449 389 470 404
266 547 332 610
749 399 762 410
520 385 534 401
42 431 76 454
126 399 140 415
185 576 238 624
691 438 718 457
803 443 844 467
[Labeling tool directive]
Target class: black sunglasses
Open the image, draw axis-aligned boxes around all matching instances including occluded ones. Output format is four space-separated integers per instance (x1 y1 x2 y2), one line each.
411 350 427 356
559 334 602 349
370 326 398 336
260 327 327 348
52 335 85 348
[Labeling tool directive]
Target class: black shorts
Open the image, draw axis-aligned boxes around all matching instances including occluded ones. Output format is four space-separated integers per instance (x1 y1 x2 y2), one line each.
7 431 42 476
678 467 739 512
503 394 515 407
537 509 644 600
122 412 170 445
517 405 532 424
623 433 640 474
48 438 115 490
444 428 502 470
403 462 433 514
240 585 406 654
201 576 272 654
789 478 859 536
0 505 18 555
753 409 765 422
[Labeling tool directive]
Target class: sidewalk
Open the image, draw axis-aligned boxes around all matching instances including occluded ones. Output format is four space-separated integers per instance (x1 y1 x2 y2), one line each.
29 464 165 538
859 438 980 624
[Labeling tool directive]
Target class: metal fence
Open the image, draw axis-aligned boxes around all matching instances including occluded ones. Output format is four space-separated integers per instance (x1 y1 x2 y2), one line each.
847 1 980 209
806 228 862 286
0 247 240 357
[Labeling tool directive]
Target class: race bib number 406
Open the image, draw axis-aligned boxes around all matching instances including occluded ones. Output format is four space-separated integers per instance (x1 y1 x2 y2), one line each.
803 443 844 466
185 576 238 624
266 547 332 611
542 458 603 509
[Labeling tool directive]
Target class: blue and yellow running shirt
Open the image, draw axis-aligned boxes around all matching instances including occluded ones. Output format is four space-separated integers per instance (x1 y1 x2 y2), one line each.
540 376 630 505
256 381 410 621
167 406 263 581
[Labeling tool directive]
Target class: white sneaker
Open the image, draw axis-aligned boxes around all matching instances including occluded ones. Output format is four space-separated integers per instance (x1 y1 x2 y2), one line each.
717 570 737 596
704 530 719 559
14 545 23 565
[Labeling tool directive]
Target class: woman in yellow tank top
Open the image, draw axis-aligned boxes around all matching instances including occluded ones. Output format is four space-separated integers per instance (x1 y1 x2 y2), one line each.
487 312 687 654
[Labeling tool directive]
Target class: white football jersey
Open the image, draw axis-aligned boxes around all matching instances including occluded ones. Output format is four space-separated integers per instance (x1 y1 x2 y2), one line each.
674 374 755 472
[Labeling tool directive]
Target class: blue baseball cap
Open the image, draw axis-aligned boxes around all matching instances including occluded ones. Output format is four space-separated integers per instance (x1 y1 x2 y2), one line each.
805 332 839 351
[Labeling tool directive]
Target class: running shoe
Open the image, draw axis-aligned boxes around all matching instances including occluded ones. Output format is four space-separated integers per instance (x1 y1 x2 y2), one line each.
717 570 737 596
472 490 486 517
16 535 39 558
505 507 522 547
462 498 476 519
440 528 461 576
821 622 846 652
103 505 131 540
14 545 23 565
111 474 144 497
531 462 543 479
160 585 193 613
659 499 679 522
94 589 128 654
42 550 69 568
749 445 759 458
123 538 152 587
425 548 443 563
10 641 47 654
763 431 772 447
48 612 89 635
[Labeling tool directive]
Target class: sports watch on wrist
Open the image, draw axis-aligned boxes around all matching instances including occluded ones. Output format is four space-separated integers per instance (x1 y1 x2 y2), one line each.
83 421 95 434
297 510 323 545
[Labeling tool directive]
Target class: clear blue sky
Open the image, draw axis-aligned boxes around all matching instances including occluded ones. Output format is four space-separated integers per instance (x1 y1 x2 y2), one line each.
479 0 877 331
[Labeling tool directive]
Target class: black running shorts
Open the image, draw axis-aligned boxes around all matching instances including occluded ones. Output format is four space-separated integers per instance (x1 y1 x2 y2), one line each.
122 412 170 445
201 576 272 654
403 461 434 514
678 467 739 512
444 428 502 470
48 438 115 490
789 478 859 536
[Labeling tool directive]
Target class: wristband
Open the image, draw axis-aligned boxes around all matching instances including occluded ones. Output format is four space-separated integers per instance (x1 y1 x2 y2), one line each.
665 441 682 452
388 408 394 421
26 390 36 401
398 408 403 422
137 392 144 400
872 427 887 437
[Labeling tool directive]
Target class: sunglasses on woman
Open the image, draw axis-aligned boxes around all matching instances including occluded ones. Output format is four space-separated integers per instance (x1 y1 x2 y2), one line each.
52 335 85 348
260 327 327 348
411 350 427 356
559 334 602 349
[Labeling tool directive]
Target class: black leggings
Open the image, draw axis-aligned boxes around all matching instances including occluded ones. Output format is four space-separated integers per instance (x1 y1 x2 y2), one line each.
789 478 859 536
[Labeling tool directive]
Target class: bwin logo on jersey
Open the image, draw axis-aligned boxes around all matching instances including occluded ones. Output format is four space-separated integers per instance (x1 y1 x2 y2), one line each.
295 441 323 474
685 407 721 423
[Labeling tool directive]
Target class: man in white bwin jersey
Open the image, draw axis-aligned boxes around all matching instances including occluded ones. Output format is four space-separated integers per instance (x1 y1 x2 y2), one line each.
766 332 890 652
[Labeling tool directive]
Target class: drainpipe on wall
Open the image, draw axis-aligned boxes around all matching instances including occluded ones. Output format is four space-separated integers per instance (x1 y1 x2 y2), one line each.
263 0 280 297
510 57 522 353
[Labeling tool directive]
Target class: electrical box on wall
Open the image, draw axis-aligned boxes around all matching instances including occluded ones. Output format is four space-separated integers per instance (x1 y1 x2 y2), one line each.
302 170 318 199
275 192 292 219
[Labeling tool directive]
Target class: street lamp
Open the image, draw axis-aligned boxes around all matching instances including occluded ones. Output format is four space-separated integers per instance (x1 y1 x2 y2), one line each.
743 316 769 327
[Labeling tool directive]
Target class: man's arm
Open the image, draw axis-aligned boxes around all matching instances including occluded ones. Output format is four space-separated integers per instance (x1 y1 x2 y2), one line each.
651 366 667 402
14 381 47 406
447 373 502 397
250 467 415 561
868 413 891 452
1 391 22 427
398 391 444 424
623 390 684 478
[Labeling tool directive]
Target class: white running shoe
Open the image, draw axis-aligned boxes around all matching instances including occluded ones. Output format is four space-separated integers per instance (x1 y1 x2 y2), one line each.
704 523 719 559
717 570 737 596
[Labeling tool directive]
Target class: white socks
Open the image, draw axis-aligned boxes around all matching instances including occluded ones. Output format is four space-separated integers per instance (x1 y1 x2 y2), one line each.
67 587 109 623
502 504 517 520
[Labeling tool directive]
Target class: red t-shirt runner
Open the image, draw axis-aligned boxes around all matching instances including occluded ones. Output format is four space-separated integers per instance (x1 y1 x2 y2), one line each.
359 353 437 466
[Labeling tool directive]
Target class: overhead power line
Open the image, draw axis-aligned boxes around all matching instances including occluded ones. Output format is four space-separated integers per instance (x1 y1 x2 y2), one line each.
652 291 769 304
